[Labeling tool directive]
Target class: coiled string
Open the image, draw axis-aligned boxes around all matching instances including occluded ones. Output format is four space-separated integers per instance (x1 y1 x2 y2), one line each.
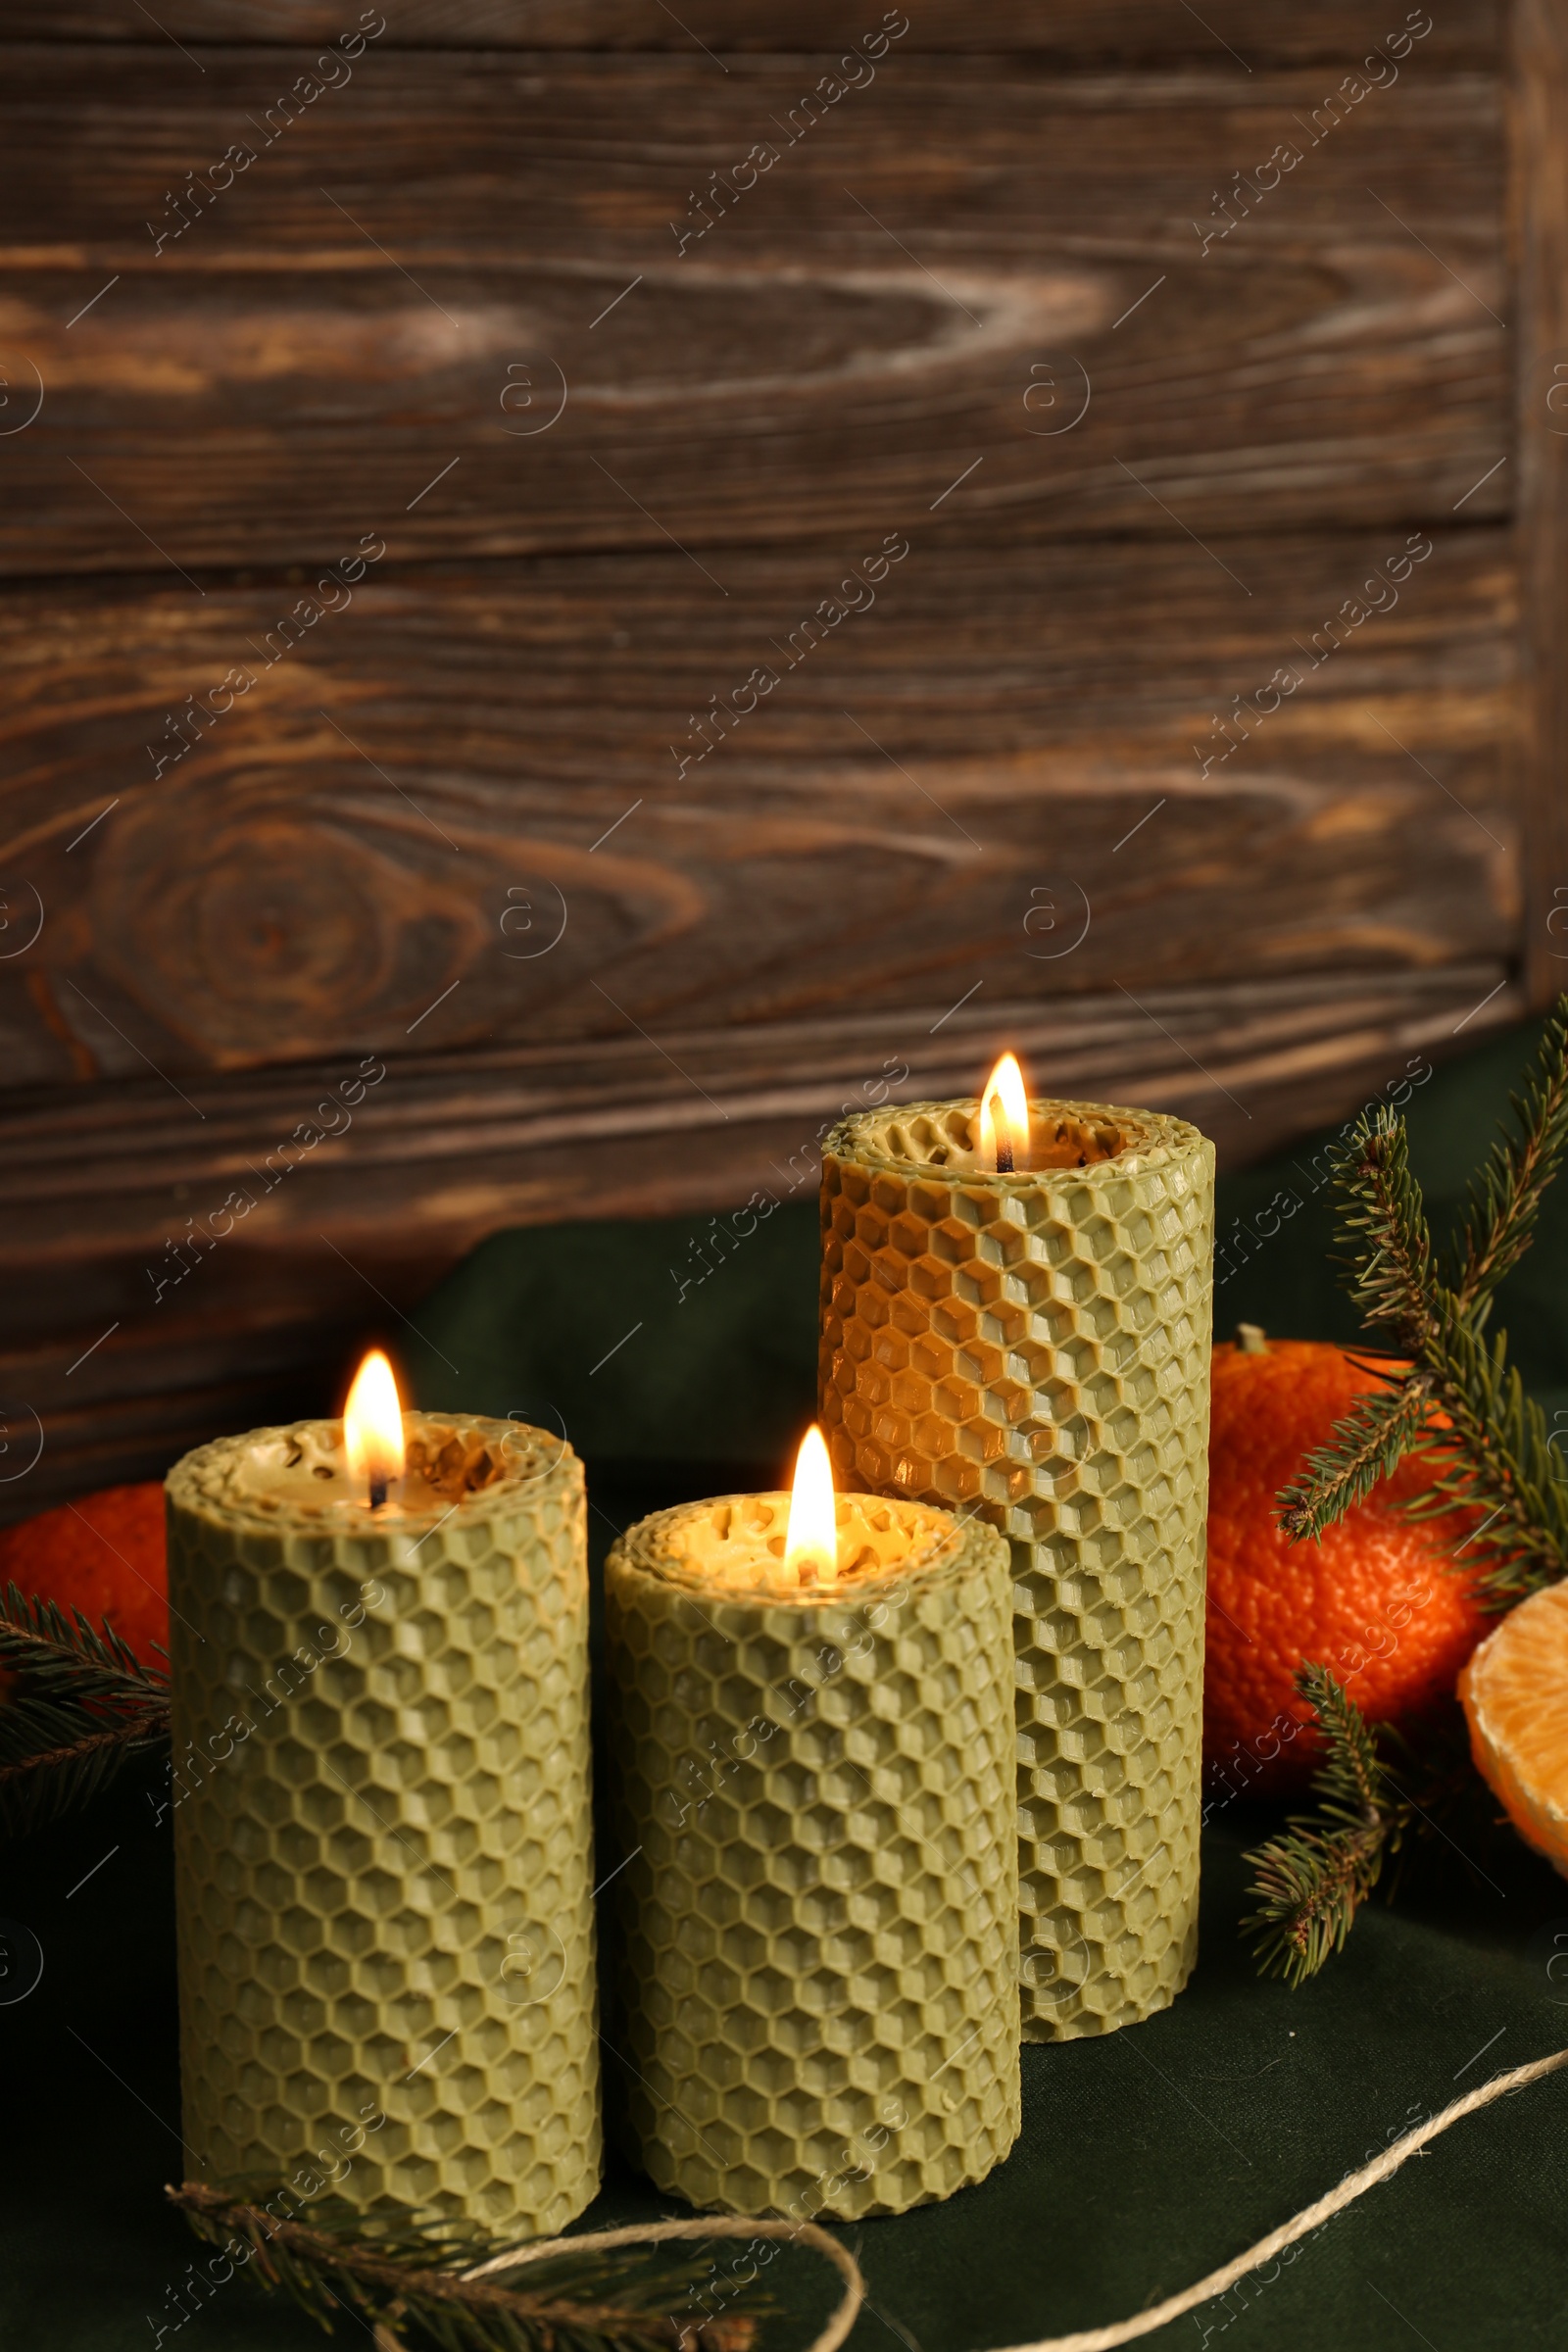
462 2047 1568 2352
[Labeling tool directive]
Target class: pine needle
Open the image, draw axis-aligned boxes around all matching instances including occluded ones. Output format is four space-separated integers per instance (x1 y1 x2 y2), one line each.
1277 1373 1433 1544
1448 996 1568 1319
0 1582 171 1836
1243 1667 1410 1987
1275 1000 1568 1590
1397 1296 1568 1599
1253 1004 1568 1981
172 2182 763 2352
1337 1109 1439 1346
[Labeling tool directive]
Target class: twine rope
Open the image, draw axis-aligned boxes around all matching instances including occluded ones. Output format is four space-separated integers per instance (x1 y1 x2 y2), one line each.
463 2045 1568 2352
466 2213 865 2352
981 2044 1568 2352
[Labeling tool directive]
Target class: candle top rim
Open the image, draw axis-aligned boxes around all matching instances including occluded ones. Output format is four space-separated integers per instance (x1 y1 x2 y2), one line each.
609 1489 1005 1604
167 1410 578 1529
824 1095 1209 1184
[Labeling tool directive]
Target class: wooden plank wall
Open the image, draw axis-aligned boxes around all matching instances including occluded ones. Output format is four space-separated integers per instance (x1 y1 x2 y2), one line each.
0 0 1555 1509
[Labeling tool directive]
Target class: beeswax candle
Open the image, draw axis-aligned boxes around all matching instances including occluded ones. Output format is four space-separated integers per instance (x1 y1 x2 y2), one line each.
603 1467 1018 2219
819 1086 1214 2040
166 1386 599 2228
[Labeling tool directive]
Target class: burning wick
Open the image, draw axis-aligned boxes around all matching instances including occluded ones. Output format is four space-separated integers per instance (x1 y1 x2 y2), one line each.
343 1348 406 1512
783 1424 838 1586
977 1051 1030 1175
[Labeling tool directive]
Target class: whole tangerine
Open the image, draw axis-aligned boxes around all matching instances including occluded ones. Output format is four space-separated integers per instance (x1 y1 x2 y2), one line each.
1204 1331 1488 1796
0 1482 168 1666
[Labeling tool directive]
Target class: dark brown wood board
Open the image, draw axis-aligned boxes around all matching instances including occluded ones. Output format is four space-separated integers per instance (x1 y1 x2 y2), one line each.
1513 0 1568 998
0 529 1517 1083
0 56 1506 568
0 2 1552 1507
0 6 1502 65
0 961 1519 1514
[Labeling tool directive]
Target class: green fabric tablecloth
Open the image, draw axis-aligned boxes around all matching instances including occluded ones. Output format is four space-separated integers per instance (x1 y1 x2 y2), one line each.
6 1017 1568 2350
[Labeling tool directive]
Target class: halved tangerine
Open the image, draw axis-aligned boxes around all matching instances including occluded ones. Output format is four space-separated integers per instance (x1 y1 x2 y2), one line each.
1460 1581 1568 1877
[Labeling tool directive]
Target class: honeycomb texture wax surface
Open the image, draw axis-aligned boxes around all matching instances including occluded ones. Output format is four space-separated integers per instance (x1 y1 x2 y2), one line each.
165 1414 601 2229
818 1099 1214 2042
604 1493 1020 2219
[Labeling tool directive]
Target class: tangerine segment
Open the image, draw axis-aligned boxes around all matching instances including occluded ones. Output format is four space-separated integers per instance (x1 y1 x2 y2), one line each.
1460 1581 1568 1878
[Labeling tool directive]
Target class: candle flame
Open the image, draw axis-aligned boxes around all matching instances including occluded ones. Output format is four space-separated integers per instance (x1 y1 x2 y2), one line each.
343 1348 406 1507
977 1052 1029 1172
783 1425 838 1585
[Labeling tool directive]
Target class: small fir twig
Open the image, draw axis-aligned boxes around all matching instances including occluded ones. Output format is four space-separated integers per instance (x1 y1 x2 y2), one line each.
172 2182 761 2352
1448 994 1568 1318
1244 1674 1494 1986
1274 1113 1447 1537
1336 1108 1440 1347
1277 1144 1568 1595
0 1582 170 1835
1276 1374 1434 1545
1396 1294 1568 1599
1276 1004 1568 1596
1251 1006 1568 1983
1244 1667 1411 1986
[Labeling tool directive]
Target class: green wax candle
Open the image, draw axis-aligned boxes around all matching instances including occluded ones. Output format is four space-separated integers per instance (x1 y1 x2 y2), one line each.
603 1487 1019 2220
819 1094 1214 2041
165 1407 600 2228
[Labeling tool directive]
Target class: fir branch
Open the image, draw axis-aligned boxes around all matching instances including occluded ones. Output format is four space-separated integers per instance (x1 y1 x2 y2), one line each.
172 2182 760 2352
1252 1004 1568 1984
0 1583 170 1835
1386 1298 1568 1600
1298 1661 1385 1817
1246 1817 1390 1986
1273 1111 1440 1543
1277 1374 1433 1544
0 1582 168 1703
1334 1108 1438 1346
1276 1011 1568 1571
1448 995 1568 1318
1244 1667 1410 1987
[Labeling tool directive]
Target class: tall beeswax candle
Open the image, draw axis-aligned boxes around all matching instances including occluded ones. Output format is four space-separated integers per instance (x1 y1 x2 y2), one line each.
603 1457 1019 2220
819 1082 1214 2041
166 1386 600 2228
